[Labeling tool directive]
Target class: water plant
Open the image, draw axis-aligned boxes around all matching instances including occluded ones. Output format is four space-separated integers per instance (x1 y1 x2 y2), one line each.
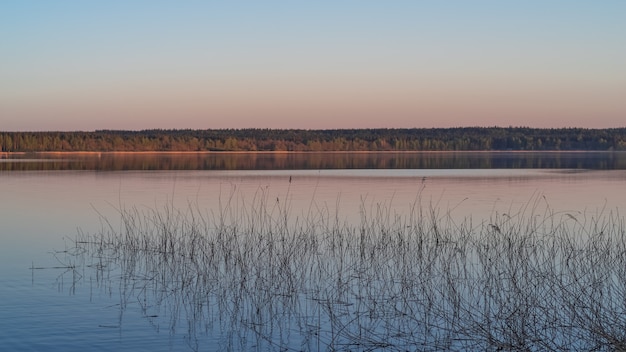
61 189 626 351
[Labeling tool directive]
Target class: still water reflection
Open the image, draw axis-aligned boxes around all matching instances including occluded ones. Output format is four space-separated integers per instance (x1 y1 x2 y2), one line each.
2 151 626 171
1 152 625 351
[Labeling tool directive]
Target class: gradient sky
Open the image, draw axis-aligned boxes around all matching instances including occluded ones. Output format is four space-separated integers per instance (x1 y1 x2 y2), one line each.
1 1 625 131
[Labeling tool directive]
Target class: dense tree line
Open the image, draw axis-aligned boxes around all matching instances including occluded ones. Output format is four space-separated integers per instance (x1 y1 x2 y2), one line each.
1 127 625 152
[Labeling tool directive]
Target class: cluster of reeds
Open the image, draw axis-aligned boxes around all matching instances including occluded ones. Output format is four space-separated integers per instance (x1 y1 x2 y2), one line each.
68 189 626 351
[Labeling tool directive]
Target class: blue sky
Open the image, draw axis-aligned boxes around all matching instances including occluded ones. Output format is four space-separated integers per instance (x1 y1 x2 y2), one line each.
1 1 625 131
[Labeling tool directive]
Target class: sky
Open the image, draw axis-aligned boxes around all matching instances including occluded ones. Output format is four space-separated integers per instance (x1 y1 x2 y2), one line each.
1 1 625 131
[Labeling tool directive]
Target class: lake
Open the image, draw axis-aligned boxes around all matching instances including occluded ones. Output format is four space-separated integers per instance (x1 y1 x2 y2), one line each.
2 151 626 351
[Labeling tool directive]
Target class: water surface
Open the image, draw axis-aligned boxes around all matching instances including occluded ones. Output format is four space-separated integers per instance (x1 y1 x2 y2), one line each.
1 152 625 351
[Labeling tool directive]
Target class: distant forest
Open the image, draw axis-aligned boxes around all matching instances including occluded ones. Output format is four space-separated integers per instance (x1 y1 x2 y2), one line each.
1 128 626 152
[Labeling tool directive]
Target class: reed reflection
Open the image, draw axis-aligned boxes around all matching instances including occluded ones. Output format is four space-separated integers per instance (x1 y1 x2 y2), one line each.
52 191 626 351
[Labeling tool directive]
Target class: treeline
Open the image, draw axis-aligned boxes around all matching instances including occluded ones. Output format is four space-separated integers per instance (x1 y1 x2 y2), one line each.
1 127 626 152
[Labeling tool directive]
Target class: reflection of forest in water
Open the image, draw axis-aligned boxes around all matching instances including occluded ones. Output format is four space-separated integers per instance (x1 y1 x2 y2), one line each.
2 151 626 171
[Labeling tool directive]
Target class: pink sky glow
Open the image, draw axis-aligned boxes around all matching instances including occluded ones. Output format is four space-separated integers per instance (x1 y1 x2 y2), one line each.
1 1 625 131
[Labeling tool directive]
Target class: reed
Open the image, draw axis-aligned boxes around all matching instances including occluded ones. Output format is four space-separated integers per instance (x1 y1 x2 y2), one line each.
67 189 626 351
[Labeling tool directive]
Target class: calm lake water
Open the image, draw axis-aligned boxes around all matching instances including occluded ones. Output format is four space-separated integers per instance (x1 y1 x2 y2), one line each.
2 152 626 351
